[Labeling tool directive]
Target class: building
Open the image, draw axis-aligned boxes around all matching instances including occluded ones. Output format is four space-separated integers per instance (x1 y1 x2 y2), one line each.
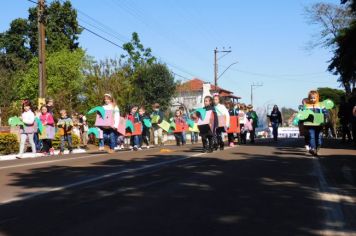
172 78 241 111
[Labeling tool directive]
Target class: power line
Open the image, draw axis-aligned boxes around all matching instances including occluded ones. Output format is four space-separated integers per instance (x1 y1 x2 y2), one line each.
25 0 203 80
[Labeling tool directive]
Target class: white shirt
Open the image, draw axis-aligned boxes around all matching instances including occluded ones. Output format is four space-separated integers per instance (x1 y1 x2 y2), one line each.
215 104 230 127
22 110 35 125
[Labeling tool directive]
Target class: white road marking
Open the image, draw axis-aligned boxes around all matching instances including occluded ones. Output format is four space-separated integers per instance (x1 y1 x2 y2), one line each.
312 156 348 234
0 150 218 204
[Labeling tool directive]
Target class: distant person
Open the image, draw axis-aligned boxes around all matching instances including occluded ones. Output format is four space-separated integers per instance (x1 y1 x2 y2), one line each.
246 105 258 143
349 88 356 145
151 103 165 146
179 106 189 145
78 113 89 149
267 105 282 141
46 98 55 116
338 96 352 143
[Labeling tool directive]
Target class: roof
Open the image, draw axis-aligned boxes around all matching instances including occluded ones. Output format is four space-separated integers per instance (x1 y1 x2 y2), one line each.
177 78 234 94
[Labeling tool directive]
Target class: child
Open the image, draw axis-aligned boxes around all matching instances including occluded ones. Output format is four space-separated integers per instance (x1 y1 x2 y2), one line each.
190 112 199 144
57 109 74 155
246 104 258 143
179 106 188 145
46 98 55 116
199 96 218 153
139 106 151 149
213 94 230 150
17 99 37 159
151 103 165 146
33 107 42 152
225 101 238 147
126 105 141 151
39 105 55 155
173 109 186 146
78 113 89 149
97 94 120 154
238 103 248 145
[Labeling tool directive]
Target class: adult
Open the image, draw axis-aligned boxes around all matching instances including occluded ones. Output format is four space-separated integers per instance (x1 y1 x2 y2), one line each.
268 105 282 141
338 96 352 143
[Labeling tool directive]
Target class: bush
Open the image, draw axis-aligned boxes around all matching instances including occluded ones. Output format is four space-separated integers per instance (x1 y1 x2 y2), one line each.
52 133 81 149
0 133 19 155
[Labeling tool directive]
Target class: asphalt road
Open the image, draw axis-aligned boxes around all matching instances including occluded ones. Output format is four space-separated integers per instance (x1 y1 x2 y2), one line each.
0 139 355 236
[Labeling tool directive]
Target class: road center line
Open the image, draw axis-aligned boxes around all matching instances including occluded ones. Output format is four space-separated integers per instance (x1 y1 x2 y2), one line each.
0 151 211 205
312 157 347 233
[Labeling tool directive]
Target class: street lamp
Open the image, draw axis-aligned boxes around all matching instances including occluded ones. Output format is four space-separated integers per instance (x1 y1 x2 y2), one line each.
250 83 263 106
217 61 239 80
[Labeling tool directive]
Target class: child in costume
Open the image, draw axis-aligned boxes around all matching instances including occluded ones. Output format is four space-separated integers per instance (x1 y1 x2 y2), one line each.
297 90 334 156
33 107 42 152
139 106 151 148
238 103 248 144
173 109 187 146
57 109 74 155
198 96 218 153
179 106 189 145
225 101 239 147
151 103 165 146
190 112 199 144
39 105 55 155
246 105 258 143
96 93 120 154
213 94 230 150
126 105 142 151
17 99 37 158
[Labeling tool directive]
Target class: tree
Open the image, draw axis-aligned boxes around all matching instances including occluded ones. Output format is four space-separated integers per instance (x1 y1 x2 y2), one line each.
304 2 352 49
135 63 177 110
16 49 85 113
27 0 82 55
0 18 31 63
327 0 356 94
0 0 82 62
82 58 137 114
317 87 345 106
122 32 156 68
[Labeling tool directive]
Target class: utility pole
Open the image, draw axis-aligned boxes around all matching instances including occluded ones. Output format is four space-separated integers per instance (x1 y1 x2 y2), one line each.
38 0 46 102
214 47 232 88
250 83 263 106
214 48 218 88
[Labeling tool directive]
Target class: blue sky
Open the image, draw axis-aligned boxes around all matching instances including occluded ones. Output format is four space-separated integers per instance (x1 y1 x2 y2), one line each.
2 0 342 110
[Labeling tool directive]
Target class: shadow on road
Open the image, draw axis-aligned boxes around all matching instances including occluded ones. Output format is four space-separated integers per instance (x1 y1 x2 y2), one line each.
0 138 355 236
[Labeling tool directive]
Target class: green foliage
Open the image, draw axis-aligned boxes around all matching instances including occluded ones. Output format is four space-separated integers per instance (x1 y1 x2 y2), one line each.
134 63 177 111
52 133 80 149
27 0 82 55
317 87 345 106
122 32 156 68
16 49 85 113
0 133 19 154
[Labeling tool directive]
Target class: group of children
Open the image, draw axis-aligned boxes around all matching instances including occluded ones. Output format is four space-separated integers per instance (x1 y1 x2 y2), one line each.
17 99 75 158
192 94 258 153
16 92 259 157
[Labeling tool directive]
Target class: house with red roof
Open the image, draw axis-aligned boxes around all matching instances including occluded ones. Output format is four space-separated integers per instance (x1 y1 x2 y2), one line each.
172 78 241 111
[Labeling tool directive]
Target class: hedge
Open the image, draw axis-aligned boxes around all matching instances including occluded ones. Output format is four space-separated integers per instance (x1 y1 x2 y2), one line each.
52 133 81 149
0 133 19 155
